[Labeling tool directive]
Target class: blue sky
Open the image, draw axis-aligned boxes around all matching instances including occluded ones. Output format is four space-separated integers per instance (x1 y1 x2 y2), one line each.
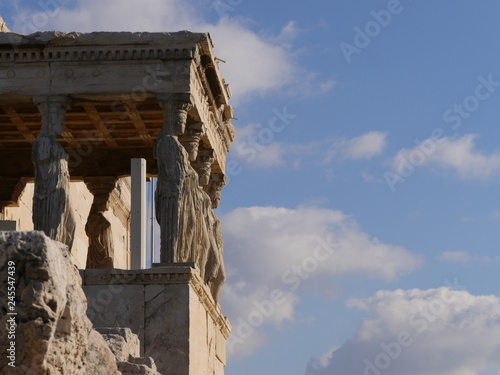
3 1 500 374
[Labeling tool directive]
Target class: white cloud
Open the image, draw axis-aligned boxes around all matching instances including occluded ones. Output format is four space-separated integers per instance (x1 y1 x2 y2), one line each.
206 18 298 100
307 288 500 375
230 123 287 167
323 131 387 163
392 134 500 179
438 251 471 264
342 131 388 160
230 130 387 169
10 0 306 102
220 206 421 358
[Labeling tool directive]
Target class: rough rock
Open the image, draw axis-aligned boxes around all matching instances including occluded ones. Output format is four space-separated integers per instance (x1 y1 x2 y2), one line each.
0 16 9 32
97 327 140 362
0 231 120 374
97 327 160 375
117 360 159 375
0 31 206 46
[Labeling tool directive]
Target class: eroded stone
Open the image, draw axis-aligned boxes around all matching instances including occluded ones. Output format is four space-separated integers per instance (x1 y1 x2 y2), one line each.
0 231 120 374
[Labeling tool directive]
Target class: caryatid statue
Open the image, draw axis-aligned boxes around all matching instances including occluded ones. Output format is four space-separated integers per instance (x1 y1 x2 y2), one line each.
154 99 194 263
84 177 117 269
32 96 76 250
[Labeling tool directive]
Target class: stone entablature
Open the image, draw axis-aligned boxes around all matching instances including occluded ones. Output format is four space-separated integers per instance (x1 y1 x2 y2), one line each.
0 32 235 180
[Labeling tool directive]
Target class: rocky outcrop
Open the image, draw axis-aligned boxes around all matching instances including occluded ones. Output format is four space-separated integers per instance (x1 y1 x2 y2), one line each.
0 16 9 32
0 231 120 374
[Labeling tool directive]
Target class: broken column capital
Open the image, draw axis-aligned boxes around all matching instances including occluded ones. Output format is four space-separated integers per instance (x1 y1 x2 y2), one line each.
33 95 71 136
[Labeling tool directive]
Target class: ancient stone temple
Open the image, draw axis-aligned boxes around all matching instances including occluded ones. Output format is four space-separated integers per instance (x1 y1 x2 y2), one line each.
0 30 234 374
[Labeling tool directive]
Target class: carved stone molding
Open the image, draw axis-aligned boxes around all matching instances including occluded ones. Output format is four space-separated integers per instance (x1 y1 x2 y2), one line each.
0 44 196 64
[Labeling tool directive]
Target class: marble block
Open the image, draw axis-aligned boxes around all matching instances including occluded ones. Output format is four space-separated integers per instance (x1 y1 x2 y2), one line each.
82 266 230 375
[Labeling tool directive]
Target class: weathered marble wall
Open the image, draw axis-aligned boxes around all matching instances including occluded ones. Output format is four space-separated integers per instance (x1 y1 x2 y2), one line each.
82 266 230 375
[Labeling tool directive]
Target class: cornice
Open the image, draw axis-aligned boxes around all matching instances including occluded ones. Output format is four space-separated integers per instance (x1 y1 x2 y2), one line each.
0 45 196 64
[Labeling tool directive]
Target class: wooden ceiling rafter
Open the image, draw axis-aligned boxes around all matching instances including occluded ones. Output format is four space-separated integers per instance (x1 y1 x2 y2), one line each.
81 102 119 148
0 105 36 144
123 102 155 147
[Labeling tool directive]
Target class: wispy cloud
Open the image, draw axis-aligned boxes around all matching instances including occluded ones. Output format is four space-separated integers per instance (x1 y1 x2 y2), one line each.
325 131 387 162
437 251 471 264
230 130 388 169
391 134 500 179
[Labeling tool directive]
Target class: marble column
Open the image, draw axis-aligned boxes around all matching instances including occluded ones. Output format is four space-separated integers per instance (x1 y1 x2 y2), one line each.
32 96 76 249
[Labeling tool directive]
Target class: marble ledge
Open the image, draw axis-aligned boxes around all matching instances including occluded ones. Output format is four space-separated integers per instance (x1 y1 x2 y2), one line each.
80 263 197 285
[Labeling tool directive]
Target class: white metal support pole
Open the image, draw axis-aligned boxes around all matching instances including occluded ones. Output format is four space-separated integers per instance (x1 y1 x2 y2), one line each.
131 158 146 269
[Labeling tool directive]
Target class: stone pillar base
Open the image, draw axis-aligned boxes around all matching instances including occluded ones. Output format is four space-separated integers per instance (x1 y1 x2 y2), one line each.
81 266 230 375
